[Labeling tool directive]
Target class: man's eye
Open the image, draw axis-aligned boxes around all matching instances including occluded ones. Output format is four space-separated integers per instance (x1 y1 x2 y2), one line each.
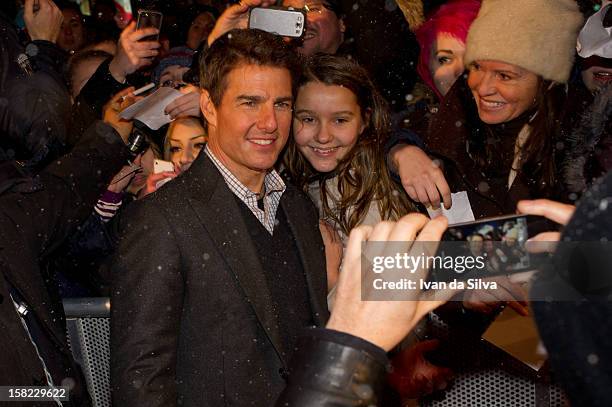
274 102 292 110
241 101 256 107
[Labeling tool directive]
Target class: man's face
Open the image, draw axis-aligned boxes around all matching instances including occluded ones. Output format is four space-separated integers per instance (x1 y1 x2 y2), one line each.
58 9 86 52
201 64 293 186
282 0 345 56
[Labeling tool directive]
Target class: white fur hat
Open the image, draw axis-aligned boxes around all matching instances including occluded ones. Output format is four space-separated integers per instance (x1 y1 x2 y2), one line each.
464 0 584 83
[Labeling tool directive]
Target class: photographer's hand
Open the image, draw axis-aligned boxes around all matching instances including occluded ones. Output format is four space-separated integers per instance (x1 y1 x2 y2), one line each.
518 199 575 254
109 22 160 83
327 214 456 352
165 85 202 119
103 87 141 143
207 0 276 46
24 0 63 43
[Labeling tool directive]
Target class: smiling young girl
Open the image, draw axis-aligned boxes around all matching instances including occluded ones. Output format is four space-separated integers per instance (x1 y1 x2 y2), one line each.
284 54 415 242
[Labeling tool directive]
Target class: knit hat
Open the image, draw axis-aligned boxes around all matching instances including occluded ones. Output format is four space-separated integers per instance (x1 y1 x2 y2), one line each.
464 0 583 83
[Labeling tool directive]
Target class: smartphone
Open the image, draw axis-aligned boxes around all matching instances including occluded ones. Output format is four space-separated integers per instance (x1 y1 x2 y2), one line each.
136 10 163 42
153 159 174 189
248 7 305 38
428 214 554 283
154 159 174 174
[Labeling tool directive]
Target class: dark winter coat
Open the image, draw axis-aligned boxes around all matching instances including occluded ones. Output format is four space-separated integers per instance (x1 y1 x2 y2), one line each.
0 12 70 170
561 83 612 194
0 122 130 404
531 170 612 407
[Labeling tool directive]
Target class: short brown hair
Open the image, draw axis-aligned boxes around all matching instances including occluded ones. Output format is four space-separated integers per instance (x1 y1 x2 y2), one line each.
200 29 301 106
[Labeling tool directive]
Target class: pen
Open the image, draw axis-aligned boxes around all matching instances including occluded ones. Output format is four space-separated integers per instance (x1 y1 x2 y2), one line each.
120 83 155 102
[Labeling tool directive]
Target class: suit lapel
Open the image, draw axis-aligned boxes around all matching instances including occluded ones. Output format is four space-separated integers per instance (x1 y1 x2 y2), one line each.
187 154 286 361
280 187 330 326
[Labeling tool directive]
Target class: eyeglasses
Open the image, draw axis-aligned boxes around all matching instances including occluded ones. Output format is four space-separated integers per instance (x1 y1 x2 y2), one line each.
303 2 333 15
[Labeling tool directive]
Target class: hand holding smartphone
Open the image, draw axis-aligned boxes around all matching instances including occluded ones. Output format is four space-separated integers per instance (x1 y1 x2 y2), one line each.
429 214 556 284
248 7 305 38
153 159 175 190
136 10 163 42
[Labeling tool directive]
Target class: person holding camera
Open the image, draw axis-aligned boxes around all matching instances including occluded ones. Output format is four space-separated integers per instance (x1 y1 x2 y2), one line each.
0 87 136 404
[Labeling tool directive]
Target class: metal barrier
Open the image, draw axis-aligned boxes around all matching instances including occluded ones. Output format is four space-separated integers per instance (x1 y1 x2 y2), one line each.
420 313 569 407
63 298 111 407
62 298 568 407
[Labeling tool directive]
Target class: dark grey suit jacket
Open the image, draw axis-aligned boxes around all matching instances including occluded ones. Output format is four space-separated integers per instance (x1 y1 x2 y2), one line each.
110 152 329 406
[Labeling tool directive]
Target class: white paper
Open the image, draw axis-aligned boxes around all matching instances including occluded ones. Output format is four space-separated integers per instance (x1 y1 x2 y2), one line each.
119 87 183 130
577 0 612 59
426 191 475 225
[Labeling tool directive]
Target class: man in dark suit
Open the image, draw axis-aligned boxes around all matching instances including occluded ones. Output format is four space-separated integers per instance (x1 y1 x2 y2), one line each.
110 29 330 406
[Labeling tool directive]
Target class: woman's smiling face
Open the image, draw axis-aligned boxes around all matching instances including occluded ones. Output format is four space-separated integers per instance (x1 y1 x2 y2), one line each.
467 60 540 124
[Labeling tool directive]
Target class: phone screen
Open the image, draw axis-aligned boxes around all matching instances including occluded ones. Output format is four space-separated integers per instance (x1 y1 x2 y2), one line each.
429 214 551 283
136 10 163 42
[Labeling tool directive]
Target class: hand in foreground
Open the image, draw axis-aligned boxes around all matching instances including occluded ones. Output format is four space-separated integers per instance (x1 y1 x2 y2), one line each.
108 163 141 193
140 171 178 198
391 145 452 210
389 340 454 398
109 22 161 83
165 85 202 119
517 199 575 253
207 0 276 46
103 87 141 143
462 275 529 316
326 214 456 352
24 0 63 43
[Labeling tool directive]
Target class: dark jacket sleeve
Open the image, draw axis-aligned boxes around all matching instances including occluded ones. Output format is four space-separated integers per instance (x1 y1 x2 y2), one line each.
385 111 427 182
275 328 389 407
68 58 127 147
0 15 71 170
110 199 183 407
531 171 612 407
0 121 131 259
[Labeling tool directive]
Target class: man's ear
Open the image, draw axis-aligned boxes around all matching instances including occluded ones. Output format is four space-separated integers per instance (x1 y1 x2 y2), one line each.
200 89 217 128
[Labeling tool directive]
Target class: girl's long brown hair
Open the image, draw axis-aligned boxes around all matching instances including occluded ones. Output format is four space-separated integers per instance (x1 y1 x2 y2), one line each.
284 54 415 236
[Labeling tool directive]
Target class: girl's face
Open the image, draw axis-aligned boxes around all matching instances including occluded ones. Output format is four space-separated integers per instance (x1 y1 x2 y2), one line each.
166 118 206 172
293 82 366 173
429 33 466 97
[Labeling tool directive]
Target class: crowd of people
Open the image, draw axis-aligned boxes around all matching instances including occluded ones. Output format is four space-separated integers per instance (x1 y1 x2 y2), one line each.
0 0 611 406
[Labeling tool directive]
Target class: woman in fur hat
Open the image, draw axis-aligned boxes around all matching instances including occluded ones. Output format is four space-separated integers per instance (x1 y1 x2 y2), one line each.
412 0 584 219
